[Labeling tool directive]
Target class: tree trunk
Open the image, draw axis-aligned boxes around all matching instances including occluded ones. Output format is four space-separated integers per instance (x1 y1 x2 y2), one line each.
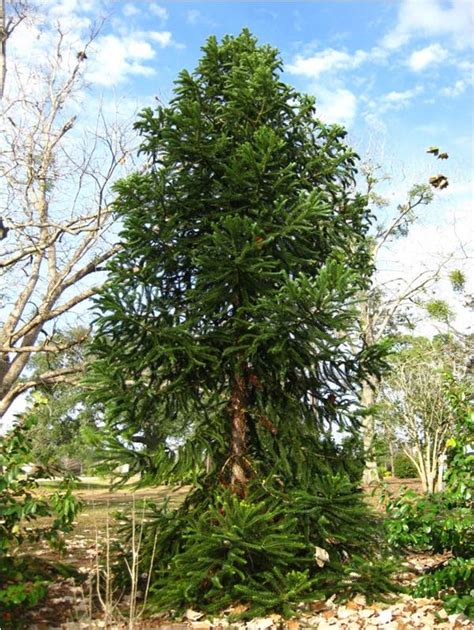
436 452 445 493
388 440 395 476
425 469 436 494
361 379 380 486
229 371 248 496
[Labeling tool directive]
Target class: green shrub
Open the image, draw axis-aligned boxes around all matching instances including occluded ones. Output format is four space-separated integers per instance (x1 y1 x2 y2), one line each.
393 453 418 479
384 404 473 618
0 415 81 627
415 557 474 617
114 476 397 619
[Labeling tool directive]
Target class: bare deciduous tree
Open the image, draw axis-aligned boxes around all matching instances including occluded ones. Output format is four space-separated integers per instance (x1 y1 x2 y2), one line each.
0 7 137 420
359 165 454 485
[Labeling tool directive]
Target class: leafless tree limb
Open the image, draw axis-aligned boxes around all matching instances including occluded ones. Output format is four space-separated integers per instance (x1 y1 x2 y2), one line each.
358 163 459 486
0 5 138 420
0 0 28 99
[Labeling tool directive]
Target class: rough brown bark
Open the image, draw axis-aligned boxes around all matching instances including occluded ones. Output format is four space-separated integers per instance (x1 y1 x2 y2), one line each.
229 371 248 496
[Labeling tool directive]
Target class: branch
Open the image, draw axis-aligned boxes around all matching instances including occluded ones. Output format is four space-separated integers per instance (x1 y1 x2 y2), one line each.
0 0 28 99
11 286 98 344
8 365 80 397
0 365 81 417
0 327 89 354
370 253 454 341
373 189 432 257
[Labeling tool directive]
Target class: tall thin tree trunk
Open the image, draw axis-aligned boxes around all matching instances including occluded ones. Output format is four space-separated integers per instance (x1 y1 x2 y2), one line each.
388 440 395 475
361 379 380 486
436 452 445 493
229 371 248 496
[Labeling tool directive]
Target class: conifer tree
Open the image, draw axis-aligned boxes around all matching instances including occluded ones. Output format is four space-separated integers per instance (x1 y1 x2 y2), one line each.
90 30 393 614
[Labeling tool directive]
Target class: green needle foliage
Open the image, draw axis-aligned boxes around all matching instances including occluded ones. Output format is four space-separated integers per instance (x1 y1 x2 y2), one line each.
89 30 394 614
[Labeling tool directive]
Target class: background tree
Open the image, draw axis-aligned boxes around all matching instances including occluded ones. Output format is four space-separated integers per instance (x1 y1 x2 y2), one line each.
358 158 458 485
89 30 394 614
0 3 136 420
379 336 467 493
21 327 100 471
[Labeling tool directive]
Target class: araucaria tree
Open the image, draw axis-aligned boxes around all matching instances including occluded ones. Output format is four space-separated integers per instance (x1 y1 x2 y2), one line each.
91 31 393 615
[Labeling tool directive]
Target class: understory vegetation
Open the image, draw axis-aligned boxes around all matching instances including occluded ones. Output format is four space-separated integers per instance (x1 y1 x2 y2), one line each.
0 415 81 627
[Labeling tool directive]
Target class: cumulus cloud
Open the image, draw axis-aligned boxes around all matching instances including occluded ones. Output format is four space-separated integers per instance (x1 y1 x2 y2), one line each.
46 0 96 16
315 88 357 127
381 86 424 107
86 33 162 86
363 86 424 119
84 23 176 87
123 3 140 17
149 31 173 47
407 43 448 71
383 0 474 49
288 48 369 78
8 0 178 89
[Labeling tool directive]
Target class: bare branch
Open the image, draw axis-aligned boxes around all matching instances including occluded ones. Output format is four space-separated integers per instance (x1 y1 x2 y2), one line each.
0 5 139 419
0 366 81 418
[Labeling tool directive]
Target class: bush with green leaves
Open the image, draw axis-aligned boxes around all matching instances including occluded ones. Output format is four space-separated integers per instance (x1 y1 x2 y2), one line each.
415 557 474 618
0 414 81 627
392 452 418 479
115 476 396 619
384 390 473 617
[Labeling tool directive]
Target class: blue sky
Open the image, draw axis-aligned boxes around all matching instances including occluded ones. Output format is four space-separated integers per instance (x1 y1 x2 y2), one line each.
8 0 473 320
83 0 473 170
2 0 472 425
83 0 472 289
12 0 471 185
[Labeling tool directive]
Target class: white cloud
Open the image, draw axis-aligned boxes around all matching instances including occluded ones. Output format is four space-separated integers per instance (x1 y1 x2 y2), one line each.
149 31 172 48
407 43 448 71
316 88 357 127
380 85 423 111
127 39 155 60
85 28 175 87
381 86 423 107
123 3 140 17
287 48 368 78
363 86 424 119
383 0 474 50
441 79 467 97
48 0 91 15
86 34 157 86
149 3 168 21
7 3 177 90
